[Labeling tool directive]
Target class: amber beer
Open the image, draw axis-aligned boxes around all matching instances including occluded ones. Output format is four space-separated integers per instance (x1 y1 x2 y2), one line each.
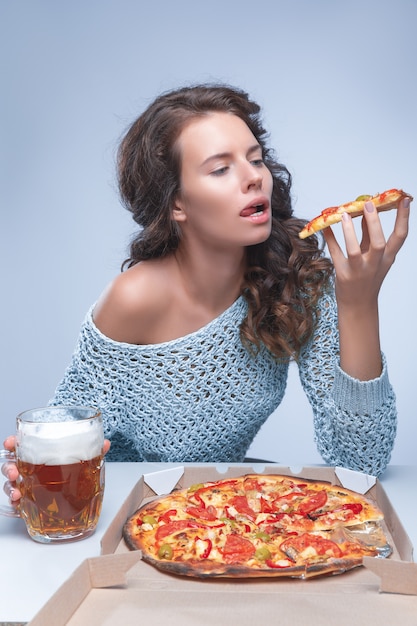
15 406 104 543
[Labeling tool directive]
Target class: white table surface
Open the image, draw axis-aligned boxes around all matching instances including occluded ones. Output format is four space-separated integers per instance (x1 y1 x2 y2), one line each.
0 462 416 624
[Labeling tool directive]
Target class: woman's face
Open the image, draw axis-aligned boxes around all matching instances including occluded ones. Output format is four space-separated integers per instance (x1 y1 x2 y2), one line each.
173 112 273 250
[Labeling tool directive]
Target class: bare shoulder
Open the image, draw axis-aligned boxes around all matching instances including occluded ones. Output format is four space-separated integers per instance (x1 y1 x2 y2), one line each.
93 259 173 344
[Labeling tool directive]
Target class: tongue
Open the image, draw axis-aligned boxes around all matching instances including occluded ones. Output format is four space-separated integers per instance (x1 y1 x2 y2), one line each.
240 206 260 217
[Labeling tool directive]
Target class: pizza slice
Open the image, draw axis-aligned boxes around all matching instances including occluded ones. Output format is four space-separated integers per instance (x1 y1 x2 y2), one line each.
299 188 413 239
248 476 384 533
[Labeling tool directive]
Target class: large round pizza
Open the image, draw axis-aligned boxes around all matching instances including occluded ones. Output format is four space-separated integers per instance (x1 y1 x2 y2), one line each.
123 473 391 579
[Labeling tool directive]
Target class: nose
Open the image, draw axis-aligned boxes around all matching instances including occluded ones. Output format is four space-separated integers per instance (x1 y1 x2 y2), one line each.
242 162 262 191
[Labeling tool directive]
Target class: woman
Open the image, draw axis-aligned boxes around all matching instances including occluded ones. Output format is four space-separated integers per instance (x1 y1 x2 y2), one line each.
2 84 410 494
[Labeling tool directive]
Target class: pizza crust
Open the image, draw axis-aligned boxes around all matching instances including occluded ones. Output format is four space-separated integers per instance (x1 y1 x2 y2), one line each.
140 551 365 579
299 188 413 239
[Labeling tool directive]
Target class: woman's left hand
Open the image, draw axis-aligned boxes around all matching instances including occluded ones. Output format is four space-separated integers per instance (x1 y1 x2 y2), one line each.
323 196 410 309
323 196 410 380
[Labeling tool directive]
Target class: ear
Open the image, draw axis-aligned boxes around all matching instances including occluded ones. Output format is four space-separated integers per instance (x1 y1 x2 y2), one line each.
172 197 187 223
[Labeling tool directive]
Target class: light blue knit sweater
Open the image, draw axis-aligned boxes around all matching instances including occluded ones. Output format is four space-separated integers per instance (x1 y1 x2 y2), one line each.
50 288 396 476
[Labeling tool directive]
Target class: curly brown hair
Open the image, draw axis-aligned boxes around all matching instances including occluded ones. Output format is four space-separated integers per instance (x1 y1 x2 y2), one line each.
117 83 334 358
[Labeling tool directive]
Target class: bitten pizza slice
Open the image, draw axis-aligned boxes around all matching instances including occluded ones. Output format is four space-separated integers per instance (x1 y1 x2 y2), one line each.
299 188 412 239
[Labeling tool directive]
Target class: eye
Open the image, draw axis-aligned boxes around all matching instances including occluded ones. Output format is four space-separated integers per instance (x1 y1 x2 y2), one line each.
250 158 264 167
211 166 229 176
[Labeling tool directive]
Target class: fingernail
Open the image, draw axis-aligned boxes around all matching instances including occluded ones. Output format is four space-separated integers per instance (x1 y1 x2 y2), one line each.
342 211 350 222
365 201 374 212
403 197 411 208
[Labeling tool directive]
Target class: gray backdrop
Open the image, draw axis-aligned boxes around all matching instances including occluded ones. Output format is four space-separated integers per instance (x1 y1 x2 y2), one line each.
1 0 416 466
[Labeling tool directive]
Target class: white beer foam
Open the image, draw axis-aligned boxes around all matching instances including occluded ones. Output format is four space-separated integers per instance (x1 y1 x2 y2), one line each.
18 422 103 465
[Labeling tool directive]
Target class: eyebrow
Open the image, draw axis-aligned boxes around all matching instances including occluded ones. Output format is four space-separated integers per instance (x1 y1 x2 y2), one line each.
200 144 262 168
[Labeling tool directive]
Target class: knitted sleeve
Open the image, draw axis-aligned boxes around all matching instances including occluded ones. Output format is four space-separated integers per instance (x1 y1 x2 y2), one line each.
298 287 397 477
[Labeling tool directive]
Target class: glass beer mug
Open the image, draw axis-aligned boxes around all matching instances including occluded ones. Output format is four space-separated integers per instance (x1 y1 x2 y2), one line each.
0 406 105 543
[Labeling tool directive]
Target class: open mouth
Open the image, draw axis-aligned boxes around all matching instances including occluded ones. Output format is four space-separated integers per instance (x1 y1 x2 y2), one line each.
240 201 268 218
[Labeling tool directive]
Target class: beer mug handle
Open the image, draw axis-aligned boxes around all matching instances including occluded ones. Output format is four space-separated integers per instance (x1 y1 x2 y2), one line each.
0 449 21 518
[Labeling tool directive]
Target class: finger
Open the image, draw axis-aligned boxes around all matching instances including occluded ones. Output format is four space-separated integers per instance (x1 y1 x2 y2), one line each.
1 461 19 481
3 480 21 502
322 225 344 264
361 201 386 250
385 196 410 257
103 439 111 455
3 435 16 451
340 212 362 260
359 215 370 253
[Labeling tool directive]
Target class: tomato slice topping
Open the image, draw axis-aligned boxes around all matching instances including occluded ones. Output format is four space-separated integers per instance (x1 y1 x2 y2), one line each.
222 534 256 563
297 490 328 515
155 520 191 541
186 505 218 521
280 533 342 559
229 495 257 521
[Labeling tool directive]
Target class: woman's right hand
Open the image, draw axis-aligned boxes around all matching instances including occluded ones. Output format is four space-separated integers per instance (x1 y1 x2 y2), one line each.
2 436 20 503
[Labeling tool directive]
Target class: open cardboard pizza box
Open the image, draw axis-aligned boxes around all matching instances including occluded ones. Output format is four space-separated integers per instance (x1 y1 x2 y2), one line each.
28 465 417 626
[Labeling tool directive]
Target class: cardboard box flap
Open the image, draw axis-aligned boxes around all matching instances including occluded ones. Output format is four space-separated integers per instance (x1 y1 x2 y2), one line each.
28 557 92 626
101 476 146 555
335 466 376 494
363 557 417 595
87 551 143 588
144 465 185 495
28 552 142 626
